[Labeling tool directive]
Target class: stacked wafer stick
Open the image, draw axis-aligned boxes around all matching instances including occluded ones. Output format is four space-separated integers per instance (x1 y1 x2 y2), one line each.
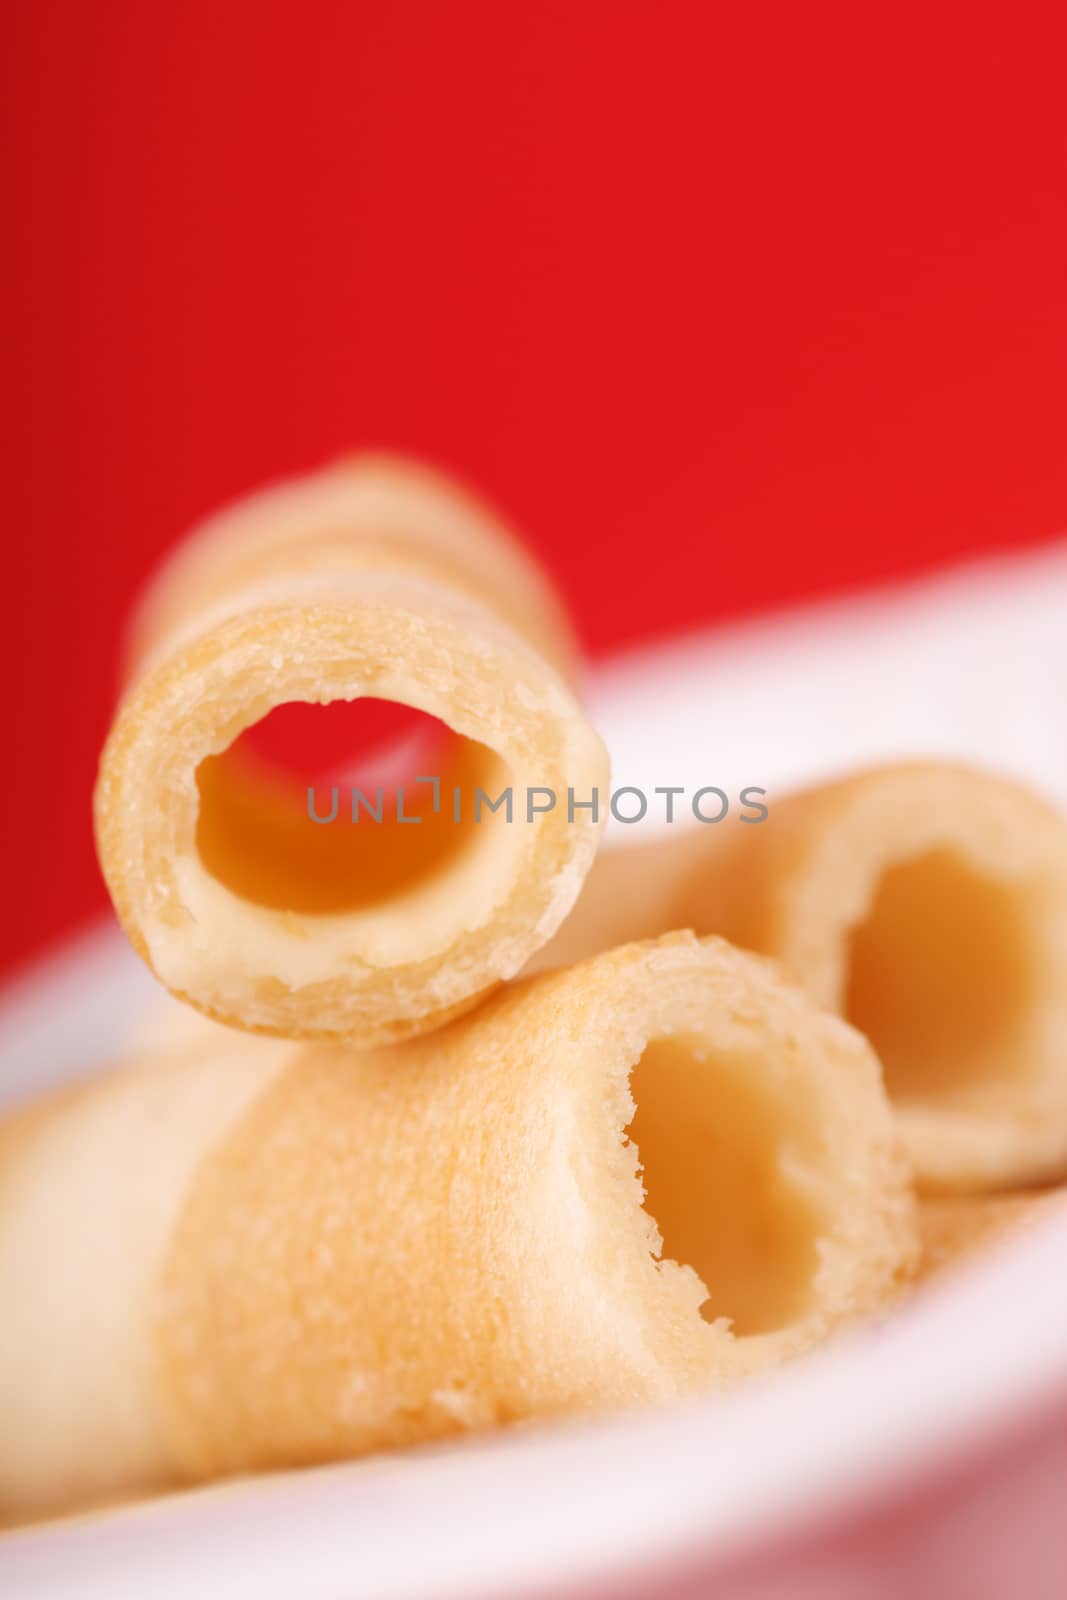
1 456 1065 1524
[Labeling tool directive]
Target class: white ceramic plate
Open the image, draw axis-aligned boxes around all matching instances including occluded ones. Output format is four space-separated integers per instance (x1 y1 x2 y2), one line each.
3 544 1067 1599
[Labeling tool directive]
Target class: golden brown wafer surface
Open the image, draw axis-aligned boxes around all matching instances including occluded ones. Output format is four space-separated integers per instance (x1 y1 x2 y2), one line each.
0 935 916 1519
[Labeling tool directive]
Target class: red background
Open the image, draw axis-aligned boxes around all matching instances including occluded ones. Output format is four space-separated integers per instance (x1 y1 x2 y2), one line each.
5 2 1067 978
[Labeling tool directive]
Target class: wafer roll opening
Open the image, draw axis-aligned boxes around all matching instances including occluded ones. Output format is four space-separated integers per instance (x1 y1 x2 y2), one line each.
844 847 1034 1103
194 704 500 914
628 1034 827 1337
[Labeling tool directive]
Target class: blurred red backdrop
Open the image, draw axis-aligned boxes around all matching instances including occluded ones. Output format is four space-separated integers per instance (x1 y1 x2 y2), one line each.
4 2 1067 977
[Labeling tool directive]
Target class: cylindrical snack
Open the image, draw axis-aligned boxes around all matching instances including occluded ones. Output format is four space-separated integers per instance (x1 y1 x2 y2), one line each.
94 455 609 1043
540 764 1067 1194
0 934 916 1521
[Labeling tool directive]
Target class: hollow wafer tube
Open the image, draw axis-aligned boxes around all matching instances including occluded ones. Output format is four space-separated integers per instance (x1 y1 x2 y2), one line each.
541 764 1067 1192
94 456 608 1043
0 935 916 1521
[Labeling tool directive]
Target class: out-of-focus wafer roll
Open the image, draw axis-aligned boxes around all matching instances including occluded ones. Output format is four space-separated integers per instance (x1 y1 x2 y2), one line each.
124 453 580 680
682 764 1067 1193
94 456 608 1043
0 934 916 1521
541 764 1067 1193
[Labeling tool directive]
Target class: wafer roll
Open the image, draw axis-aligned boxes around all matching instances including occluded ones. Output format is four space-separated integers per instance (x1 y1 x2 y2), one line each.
94 456 609 1043
0 935 916 1521
540 765 1067 1192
